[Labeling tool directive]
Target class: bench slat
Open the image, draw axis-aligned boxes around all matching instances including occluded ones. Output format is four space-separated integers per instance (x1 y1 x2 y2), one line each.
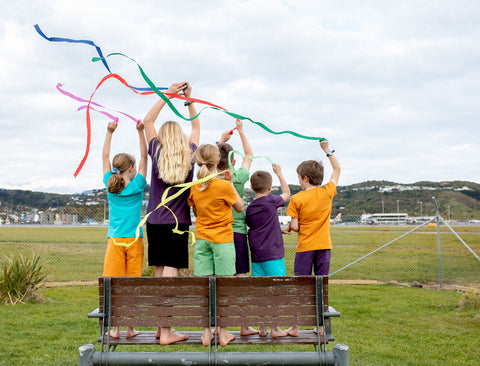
98 330 332 346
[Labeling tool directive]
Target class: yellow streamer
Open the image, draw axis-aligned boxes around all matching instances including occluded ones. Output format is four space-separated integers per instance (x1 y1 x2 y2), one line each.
113 170 226 248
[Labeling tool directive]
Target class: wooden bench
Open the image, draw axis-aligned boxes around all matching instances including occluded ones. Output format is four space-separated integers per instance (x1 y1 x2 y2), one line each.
79 276 349 366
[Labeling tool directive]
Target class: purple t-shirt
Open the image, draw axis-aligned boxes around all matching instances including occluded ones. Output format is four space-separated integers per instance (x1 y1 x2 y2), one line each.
147 138 197 225
245 195 285 263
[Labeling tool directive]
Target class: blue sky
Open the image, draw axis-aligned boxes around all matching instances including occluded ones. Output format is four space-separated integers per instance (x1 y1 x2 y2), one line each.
1 0 479 193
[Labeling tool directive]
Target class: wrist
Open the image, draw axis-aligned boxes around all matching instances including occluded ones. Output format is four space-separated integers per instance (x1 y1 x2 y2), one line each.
326 149 335 157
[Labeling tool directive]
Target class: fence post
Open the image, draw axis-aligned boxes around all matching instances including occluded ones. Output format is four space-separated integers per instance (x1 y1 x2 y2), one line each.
432 197 442 287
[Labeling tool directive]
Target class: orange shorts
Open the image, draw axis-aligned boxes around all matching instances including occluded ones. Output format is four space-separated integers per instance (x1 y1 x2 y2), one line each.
102 237 144 277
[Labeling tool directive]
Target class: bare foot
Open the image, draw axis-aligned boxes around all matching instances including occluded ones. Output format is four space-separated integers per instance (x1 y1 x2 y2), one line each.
219 331 235 347
155 327 176 338
159 328 188 345
240 326 259 336
271 326 288 338
126 327 140 338
313 326 324 336
201 328 213 347
259 326 268 337
286 327 299 337
108 327 120 339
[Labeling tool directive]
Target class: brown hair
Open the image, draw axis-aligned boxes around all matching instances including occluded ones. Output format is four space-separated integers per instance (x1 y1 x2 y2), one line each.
107 153 136 194
217 142 234 170
296 160 324 186
250 170 272 193
194 144 220 191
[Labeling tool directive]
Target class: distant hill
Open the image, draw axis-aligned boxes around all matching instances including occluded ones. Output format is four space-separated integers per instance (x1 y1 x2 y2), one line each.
1 180 479 220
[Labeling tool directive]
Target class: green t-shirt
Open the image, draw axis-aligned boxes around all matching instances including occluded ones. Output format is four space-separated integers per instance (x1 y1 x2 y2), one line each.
231 166 249 234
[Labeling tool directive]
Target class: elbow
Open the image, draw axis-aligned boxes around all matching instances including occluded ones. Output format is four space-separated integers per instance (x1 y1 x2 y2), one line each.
233 201 244 213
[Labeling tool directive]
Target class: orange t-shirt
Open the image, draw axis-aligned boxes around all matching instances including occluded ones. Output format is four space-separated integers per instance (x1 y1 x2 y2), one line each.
286 181 337 252
188 178 238 244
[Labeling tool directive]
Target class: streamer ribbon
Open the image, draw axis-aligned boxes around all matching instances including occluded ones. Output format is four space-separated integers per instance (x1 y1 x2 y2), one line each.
114 170 226 248
57 83 138 123
228 150 275 172
92 53 327 141
34 24 167 91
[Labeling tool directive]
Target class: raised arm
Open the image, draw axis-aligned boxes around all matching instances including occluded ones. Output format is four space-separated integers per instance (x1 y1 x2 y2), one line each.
144 82 186 143
102 121 117 174
236 119 253 171
320 140 341 186
225 170 244 212
136 120 148 178
183 82 200 146
272 164 290 202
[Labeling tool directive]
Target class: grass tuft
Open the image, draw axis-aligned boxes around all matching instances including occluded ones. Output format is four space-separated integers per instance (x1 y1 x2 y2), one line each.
0 254 49 305
459 288 480 319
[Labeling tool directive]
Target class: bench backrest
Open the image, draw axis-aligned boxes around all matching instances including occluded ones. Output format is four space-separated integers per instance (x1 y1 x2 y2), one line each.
99 276 328 329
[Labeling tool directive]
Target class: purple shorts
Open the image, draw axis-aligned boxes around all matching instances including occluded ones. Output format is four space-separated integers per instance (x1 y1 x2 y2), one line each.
234 232 250 274
294 249 331 276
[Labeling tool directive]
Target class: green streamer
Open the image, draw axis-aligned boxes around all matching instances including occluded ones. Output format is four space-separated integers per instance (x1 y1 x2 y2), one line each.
92 53 326 141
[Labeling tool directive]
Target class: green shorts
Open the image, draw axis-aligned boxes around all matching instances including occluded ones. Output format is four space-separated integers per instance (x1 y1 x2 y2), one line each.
193 239 236 276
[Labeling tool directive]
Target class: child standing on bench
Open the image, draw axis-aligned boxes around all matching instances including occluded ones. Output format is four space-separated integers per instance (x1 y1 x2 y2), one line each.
188 144 243 347
245 164 290 337
143 82 199 345
217 119 259 336
284 139 341 337
102 120 147 339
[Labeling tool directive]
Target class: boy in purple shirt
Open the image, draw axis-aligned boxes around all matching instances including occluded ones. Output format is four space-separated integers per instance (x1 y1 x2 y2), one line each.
245 164 290 337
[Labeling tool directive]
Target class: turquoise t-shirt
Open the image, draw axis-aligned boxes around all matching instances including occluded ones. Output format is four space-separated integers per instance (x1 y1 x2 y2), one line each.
231 166 249 234
103 172 147 238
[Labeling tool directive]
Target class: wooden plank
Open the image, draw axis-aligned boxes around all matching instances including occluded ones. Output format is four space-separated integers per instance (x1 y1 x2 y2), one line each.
217 285 315 297
111 317 208 327
217 316 318 327
217 305 316 317
111 306 209 318
111 285 209 296
216 276 316 287
110 296 209 307
218 295 315 307
97 330 331 346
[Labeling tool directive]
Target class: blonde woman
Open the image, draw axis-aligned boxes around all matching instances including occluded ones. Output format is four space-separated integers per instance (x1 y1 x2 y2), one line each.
144 82 200 345
188 144 243 347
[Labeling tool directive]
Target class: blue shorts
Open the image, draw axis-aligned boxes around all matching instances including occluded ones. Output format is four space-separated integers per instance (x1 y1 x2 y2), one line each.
252 258 286 276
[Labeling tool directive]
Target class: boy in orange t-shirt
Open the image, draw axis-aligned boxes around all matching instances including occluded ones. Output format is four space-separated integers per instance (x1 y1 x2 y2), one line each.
284 140 340 338
285 140 341 276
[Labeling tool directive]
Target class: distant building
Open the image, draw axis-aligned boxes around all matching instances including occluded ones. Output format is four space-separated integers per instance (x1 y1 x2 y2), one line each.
360 213 408 225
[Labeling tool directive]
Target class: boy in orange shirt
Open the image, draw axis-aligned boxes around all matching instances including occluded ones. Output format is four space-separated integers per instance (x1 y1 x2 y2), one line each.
285 140 341 276
284 140 340 337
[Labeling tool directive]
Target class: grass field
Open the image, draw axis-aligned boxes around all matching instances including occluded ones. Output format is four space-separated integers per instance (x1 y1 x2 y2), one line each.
0 284 478 365
0 225 479 284
0 226 479 365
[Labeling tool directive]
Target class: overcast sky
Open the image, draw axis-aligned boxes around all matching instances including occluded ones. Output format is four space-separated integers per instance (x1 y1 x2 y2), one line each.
1 0 479 194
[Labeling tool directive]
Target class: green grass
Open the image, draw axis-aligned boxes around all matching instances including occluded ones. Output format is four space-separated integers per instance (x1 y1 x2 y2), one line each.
0 284 478 365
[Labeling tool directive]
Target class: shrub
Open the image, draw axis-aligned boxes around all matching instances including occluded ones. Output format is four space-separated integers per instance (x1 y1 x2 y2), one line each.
0 254 48 305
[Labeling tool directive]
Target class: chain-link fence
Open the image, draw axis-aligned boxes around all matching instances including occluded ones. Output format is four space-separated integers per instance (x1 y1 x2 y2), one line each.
0 205 479 286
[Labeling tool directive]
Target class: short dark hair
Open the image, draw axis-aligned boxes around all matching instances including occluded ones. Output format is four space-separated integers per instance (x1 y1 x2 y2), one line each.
296 160 324 186
250 170 272 193
217 143 234 170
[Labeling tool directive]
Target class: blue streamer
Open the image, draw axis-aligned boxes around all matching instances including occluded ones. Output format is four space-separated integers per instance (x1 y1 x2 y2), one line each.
33 24 167 91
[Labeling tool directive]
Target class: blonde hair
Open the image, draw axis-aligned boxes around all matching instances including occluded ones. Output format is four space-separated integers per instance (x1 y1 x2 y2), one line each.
108 153 136 193
194 144 219 191
155 121 192 185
